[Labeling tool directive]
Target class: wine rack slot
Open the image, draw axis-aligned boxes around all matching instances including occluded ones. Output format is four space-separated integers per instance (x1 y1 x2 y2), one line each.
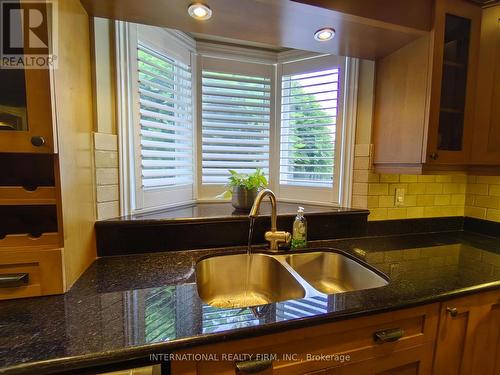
0 153 55 187
0 205 58 240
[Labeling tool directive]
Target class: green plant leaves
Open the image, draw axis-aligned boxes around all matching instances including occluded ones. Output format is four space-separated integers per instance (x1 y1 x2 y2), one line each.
217 169 268 198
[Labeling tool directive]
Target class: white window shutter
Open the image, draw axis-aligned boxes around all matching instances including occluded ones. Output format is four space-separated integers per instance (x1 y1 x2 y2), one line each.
201 70 271 184
280 68 339 187
137 44 194 189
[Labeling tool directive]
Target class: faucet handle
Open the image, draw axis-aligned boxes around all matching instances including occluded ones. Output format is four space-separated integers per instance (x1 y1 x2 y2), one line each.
265 230 291 251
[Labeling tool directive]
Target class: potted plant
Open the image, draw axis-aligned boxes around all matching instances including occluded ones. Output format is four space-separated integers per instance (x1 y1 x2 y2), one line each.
217 169 268 211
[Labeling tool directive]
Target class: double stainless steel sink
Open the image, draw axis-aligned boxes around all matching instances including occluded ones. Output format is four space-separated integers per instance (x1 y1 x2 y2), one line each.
195 249 389 308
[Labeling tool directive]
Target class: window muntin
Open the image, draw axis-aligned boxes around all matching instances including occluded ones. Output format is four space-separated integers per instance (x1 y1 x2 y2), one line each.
137 43 194 189
280 68 339 188
201 70 271 184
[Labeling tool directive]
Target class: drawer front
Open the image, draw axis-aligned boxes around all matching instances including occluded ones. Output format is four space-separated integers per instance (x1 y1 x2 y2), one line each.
171 304 439 375
0 248 64 300
98 365 160 375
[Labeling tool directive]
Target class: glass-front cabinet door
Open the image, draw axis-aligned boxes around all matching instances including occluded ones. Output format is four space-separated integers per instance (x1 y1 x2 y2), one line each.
426 0 481 165
0 69 28 131
0 0 54 153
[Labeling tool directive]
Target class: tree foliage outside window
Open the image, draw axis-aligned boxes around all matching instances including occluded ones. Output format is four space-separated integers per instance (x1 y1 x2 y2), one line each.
281 68 338 187
288 84 335 181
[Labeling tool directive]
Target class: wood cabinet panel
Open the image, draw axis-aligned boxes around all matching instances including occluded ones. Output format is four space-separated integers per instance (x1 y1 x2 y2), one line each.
433 289 500 375
373 36 430 166
471 5 500 164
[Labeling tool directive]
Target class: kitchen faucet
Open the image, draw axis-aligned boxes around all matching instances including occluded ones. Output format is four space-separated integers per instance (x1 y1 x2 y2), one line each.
249 189 291 251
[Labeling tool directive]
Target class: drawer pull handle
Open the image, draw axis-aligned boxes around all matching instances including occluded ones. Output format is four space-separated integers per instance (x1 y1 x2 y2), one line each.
0 273 29 288
446 307 458 317
235 359 272 373
374 328 404 343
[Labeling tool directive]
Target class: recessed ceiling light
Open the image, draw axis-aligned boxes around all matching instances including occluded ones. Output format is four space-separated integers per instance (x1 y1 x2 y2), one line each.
314 28 335 42
188 3 213 20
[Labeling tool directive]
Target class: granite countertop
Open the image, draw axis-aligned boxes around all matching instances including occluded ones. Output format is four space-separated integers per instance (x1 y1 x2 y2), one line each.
1 231 499 374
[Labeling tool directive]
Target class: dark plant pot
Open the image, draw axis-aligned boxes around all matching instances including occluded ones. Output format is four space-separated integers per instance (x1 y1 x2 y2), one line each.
231 186 258 211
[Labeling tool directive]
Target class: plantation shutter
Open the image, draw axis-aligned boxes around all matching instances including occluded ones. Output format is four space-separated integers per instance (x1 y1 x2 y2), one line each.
131 25 195 211
137 43 193 189
280 56 340 188
200 57 272 184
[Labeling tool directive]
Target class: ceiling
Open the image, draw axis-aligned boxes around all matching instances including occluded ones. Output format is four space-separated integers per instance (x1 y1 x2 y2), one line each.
80 0 428 60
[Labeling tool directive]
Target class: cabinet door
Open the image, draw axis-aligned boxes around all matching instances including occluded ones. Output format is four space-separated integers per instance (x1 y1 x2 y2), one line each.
301 344 434 375
0 0 55 153
426 0 481 165
471 5 500 164
433 290 500 375
172 344 434 375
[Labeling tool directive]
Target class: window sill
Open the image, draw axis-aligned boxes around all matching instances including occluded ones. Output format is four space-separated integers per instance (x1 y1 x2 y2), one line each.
110 201 366 223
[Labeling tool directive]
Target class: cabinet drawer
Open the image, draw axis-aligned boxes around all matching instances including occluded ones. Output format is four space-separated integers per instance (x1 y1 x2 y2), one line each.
0 233 60 248
171 304 439 375
0 186 57 205
0 248 64 300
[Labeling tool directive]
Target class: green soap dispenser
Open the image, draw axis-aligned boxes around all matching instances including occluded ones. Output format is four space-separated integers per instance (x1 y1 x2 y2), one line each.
291 206 307 249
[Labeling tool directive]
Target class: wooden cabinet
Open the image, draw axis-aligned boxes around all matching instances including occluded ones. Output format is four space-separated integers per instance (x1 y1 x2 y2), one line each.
171 304 439 375
471 5 500 166
373 0 482 173
0 0 96 299
0 2 55 154
433 290 500 375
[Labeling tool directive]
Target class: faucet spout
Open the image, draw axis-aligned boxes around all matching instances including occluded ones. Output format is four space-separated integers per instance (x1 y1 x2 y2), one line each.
249 189 291 251
249 189 277 231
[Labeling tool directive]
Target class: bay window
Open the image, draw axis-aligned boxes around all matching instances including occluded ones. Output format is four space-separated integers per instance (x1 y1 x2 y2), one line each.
119 24 355 214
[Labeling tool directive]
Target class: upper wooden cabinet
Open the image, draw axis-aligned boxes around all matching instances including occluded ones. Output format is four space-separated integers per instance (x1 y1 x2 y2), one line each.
471 5 500 165
0 1 55 154
373 0 482 173
0 68 55 155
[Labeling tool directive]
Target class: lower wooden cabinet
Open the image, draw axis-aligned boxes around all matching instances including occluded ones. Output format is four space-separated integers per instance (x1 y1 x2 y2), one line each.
433 289 500 375
171 304 439 375
0 247 64 300
171 290 500 375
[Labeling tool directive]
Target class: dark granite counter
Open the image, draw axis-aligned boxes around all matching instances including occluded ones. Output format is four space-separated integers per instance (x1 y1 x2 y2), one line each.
1 231 499 374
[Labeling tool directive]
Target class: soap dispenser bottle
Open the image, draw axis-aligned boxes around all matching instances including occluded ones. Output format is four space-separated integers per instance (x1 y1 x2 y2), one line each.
291 206 307 249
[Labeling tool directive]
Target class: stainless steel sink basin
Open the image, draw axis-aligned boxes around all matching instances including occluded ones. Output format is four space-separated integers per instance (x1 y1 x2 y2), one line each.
285 251 389 294
196 253 306 308
195 250 389 308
